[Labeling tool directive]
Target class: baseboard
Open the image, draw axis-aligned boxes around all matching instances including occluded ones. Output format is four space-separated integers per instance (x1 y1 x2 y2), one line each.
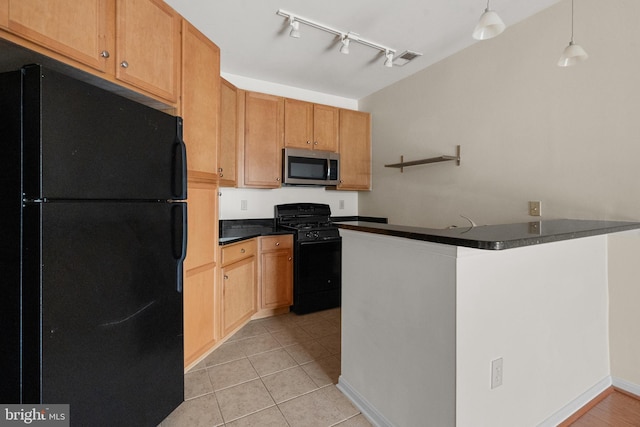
538 376 612 427
612 377 640 398
337 376 394 427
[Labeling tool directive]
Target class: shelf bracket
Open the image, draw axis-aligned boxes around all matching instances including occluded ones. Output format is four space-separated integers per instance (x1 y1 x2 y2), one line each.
385 145 461 172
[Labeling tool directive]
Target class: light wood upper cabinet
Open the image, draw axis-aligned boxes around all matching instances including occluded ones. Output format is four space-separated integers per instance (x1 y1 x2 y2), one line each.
338 109 371 191
181 20 219 177
243 91 284 188
1 0 114 72
284 99 338 152
312 104 339 152
218 78 239 187
115 0 180 102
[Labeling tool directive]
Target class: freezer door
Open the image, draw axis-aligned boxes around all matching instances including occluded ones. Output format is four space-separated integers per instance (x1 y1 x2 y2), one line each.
21 65 186 201
21 201 186 426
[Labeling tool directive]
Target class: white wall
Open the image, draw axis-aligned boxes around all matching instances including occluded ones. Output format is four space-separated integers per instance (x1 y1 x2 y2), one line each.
358 0 640 394
219 186 357 219
456 236 610 426
359 0 640 228
340 230 610 426
608 230 640 391
219 73 360 220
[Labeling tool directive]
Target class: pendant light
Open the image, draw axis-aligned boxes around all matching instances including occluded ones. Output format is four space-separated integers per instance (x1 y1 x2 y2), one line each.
472 0 506 40
557 0 588 67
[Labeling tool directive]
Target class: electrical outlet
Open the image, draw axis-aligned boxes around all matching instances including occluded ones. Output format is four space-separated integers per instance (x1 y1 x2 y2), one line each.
529 201 541 217
240 200 248 211
339 200 345 210
491 358 503 389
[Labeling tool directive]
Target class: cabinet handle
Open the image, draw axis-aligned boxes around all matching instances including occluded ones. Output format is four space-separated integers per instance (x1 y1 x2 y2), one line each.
275 242 280 246
306 140 311 144
218 167 223 172
120 60 129 68
224 275 229 280
314 141 318 145
276 177 281 182
219 173 224 177
288 257 292 261
240 248 246 253
100 50 110 58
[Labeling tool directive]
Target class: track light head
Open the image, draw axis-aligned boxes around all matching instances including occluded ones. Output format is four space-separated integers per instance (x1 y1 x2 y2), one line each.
384 51 394 68
289 18 300 38
340 35 350 55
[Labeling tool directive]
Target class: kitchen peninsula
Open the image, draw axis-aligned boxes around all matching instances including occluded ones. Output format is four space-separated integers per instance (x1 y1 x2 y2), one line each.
336 219 640 427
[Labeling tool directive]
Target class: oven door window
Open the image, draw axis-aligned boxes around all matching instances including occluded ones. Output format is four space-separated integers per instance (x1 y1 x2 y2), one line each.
288 156 328 180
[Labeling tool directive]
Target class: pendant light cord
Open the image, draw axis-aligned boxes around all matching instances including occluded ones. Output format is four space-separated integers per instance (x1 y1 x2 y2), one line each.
571 0 575 43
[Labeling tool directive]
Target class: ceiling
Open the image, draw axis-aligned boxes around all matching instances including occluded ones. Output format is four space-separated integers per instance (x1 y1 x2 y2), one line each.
165 0 563 100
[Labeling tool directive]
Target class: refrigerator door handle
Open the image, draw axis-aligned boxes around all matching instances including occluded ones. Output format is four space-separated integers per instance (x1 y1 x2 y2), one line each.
172 118 187 200
172 203 187 293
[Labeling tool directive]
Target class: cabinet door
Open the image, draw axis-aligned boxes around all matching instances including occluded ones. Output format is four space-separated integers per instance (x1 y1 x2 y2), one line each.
183 183 218 367
221 257 257 336
116 0 180 102
3 0 112 72
219 78 238 187
184 184 217 272
259 235 293 310
261 250 293 309
184 266 216 366
243 91 284 188
313 104 339 152
338 109 371 190
181 20 220 176
284 98 313 149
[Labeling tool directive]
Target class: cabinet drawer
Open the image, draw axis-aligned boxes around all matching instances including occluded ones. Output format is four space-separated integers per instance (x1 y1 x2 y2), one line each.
260 235 293 251
221 239 256 266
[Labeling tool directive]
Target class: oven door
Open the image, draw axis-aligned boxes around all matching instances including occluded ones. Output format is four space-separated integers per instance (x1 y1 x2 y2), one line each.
293 238 342 314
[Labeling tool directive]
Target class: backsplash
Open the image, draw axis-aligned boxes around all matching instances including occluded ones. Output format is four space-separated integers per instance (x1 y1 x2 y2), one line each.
218 186 359 219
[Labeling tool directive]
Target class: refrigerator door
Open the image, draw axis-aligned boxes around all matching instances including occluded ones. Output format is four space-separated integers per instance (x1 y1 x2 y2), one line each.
0 69 22 403
21 65 186 202
22 201 186 426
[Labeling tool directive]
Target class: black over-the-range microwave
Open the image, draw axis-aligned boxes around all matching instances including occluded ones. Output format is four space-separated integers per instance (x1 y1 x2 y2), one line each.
282 147 339 186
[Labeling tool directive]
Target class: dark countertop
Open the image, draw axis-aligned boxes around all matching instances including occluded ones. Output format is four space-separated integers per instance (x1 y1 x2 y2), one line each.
336 219 640 250
218 219 289 246
219 216 388 246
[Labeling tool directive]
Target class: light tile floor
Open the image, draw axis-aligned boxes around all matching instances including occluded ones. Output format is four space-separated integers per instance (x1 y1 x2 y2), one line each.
160 308 372 427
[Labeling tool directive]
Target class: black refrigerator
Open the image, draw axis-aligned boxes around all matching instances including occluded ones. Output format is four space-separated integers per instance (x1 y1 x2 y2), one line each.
0 64 186 426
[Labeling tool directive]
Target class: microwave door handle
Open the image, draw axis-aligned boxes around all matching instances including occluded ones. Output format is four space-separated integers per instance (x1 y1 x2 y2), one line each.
327 158 331 179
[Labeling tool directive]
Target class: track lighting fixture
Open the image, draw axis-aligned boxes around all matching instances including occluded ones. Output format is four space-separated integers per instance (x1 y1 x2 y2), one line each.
276 9 421 68
340 34 350 55
289 17 300 38
384 50 394 68
557 0 588 67
472 0 506 40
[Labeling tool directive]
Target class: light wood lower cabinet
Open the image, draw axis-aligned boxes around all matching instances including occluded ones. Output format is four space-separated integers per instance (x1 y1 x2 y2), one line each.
183 266 216 366
258 235 293 311
183 183 218 367
220 240 257 337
